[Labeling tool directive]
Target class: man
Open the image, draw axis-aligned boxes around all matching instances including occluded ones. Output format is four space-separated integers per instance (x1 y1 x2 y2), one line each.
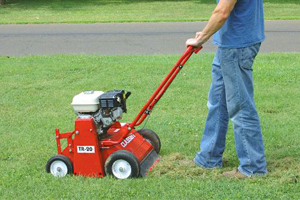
186 0 267 178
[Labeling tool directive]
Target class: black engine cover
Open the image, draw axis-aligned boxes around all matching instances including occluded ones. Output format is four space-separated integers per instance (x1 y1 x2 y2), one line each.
99 90 127 112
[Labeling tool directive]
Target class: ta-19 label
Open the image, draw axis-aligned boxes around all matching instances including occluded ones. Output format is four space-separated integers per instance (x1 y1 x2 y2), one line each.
77 146 95 153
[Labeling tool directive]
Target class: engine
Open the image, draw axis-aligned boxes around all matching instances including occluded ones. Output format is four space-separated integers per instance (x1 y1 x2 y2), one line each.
71 90 131 135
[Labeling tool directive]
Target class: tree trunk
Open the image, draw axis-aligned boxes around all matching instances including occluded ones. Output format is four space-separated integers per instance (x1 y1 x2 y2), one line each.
0 0 6 5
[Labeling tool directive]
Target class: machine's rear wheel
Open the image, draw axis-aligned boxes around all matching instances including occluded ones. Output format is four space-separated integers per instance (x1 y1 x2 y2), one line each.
138 129 161 154
105 150 140 179
46 155 73 177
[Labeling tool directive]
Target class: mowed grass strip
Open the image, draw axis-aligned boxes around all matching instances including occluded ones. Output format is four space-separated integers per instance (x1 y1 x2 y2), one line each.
0 0 299 24
0 53 299 199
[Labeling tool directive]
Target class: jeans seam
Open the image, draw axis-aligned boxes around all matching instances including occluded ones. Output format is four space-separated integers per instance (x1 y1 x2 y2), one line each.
207 49 220 163
238 50 251 166
206 50 223 165
207 85 221 163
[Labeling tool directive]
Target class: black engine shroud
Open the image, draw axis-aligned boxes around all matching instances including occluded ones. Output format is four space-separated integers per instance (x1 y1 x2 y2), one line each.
99 90 131 113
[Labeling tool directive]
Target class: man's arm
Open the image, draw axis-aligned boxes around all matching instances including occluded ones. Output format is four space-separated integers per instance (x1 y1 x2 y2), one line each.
186 0 237 47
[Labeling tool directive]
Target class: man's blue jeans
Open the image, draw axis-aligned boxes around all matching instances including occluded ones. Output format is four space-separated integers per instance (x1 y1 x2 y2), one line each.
194 43 267 177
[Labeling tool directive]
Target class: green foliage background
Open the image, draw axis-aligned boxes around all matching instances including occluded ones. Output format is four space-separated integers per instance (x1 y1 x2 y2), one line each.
0 0 300 24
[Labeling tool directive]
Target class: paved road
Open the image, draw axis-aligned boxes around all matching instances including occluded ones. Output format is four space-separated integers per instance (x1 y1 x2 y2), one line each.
0 20 299 56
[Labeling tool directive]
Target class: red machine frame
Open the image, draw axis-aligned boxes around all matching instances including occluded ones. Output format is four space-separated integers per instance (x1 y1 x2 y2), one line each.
53 46 202 177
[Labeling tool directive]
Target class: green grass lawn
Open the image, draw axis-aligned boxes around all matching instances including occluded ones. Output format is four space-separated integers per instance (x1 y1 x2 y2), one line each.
0 0 299 24
0 53 299 199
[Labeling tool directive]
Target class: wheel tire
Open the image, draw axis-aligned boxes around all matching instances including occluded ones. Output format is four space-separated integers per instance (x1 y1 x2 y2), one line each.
46 155 73 177
105 150 140 179
138 129 161 154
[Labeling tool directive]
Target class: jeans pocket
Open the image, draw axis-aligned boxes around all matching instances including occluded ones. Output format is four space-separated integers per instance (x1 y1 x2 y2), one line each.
241 43 261 70
218 47 237 65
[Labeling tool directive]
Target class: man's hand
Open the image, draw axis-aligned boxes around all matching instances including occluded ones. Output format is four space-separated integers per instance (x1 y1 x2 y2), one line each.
186 32 208 48
186 0 237 47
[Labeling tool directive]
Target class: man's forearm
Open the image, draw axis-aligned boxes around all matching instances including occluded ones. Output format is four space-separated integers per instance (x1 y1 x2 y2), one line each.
186 0 237 47
199 8 232 43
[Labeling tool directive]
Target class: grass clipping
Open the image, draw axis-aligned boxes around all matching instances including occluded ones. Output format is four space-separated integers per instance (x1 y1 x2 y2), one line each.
150 153 300 183
150 153 220 179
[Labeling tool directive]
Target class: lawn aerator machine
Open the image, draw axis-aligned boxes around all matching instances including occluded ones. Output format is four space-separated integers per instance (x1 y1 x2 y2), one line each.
46 46 202 179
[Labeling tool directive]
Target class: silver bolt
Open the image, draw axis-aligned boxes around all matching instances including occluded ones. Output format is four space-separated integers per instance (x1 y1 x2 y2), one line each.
119 167 125 172
90 129 93 132
56 136 59 138
69 144 72 147
69 149 72 152
128 127 132 131
75 131 79 135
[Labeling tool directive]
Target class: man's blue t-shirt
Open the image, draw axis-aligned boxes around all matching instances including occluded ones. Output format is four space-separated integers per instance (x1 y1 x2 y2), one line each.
213 0 265 48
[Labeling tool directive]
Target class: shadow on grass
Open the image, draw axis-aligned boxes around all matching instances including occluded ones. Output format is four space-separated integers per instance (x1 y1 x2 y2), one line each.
2 0 215 8
264 0 300 4
2 0 299 9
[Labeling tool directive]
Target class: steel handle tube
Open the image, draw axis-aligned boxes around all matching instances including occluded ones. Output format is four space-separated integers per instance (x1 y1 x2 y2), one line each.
131 46 202 128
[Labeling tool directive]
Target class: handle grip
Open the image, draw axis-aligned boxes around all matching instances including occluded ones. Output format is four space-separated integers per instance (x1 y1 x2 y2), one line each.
187 45 203 54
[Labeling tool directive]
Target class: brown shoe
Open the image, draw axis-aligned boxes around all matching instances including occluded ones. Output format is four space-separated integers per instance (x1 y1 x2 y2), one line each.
222 169 248 179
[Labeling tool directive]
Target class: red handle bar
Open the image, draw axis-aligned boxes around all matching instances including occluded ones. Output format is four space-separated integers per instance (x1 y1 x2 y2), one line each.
129 46 202 128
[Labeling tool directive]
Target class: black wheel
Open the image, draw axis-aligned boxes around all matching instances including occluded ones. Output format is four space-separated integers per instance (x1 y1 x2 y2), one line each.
46 155 73 177
138 129 161 154
105 150 140 179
